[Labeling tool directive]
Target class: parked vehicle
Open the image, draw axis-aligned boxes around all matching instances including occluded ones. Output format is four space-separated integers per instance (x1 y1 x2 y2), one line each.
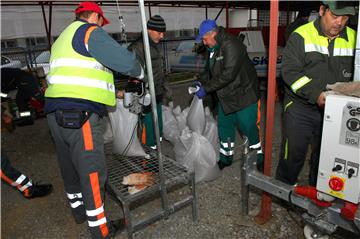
0 56 22 69
168 40 205 73
167 31 283 78
27 50 50 75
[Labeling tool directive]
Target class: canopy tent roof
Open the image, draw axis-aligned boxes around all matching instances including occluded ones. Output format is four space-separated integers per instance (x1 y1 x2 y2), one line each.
1 0 325 12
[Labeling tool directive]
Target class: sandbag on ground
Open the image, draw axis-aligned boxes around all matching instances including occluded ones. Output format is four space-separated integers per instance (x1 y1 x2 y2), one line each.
174 128 220 183
187 96 206 135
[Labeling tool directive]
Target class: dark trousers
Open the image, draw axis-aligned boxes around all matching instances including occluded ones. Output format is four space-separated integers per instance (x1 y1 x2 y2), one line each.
47 112 110 239
276 102 323 186
0 152 32 197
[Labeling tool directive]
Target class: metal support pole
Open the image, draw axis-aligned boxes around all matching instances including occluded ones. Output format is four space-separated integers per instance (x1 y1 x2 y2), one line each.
40 2 50 48
214 6 224 21
225 1 229 29
148 2 152 17
48 2 52 47
353 1 360 81
255 0 279 225
240 137 250 216
137 0 169 213
205 4 208 19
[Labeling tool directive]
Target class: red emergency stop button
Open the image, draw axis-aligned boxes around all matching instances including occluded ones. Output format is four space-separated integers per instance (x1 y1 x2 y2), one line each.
329 177 344 191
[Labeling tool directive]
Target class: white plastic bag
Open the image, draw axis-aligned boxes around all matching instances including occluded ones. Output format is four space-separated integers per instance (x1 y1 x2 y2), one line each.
173 106 189 131
187 96 206 135
108 99 146 156
162 103 180 145
102 116 113 144
203 107 219 160
174 129 220 183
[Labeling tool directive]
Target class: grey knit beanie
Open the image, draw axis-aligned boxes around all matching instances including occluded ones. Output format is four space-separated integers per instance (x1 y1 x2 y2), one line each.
147 15 166 32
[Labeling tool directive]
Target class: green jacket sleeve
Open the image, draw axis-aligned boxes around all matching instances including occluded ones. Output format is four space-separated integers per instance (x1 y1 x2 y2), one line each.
88 27 142 78
282 33 324 104
203 40 244 93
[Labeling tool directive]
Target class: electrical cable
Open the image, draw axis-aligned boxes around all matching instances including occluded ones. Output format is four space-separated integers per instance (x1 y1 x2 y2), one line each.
286 190 305 229
115 0 127 44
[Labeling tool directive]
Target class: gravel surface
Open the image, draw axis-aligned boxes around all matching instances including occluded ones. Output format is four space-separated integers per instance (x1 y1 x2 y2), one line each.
1 81 354 239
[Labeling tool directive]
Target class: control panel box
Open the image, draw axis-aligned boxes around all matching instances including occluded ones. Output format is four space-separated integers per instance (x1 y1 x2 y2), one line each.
317 94 360 203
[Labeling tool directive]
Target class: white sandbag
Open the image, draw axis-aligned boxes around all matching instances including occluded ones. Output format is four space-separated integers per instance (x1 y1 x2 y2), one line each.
102 116 113 144
162 103 180 144
173 127 193 165
108 99 146 156
172 105 181 116
175 107 189 131
203 107 219 161
187 96 206 134
174 129 220 183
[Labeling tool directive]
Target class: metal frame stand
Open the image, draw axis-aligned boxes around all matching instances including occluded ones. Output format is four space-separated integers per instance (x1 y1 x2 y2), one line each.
240 151 360 235
106 147 197 239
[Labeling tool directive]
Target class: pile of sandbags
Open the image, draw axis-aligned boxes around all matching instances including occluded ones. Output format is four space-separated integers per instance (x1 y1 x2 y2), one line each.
163 96 220 183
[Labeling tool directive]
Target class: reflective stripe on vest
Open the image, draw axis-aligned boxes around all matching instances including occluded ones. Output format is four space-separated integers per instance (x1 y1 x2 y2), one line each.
45 21 115 106
295 21 356 56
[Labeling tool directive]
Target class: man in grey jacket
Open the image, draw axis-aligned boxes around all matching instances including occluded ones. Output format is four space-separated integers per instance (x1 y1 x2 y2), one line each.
128 15 166 149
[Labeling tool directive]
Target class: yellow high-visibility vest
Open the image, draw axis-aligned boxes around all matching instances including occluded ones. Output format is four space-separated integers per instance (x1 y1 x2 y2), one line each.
45 21 115 106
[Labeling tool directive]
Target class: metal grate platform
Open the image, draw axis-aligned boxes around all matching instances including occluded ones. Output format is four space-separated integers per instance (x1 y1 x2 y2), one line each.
106 146 197 239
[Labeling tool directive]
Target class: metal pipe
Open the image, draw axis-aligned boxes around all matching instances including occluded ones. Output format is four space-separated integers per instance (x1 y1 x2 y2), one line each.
225 1 229 29
353 1 360 81
255 0 278 225
214 5 225 21
148 2 152 17
137 0 169 212
48 2 52 47
205 4 208 19
40 2 50 47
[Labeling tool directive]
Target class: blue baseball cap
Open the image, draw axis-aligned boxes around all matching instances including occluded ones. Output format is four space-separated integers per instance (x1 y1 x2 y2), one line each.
196 19 217 42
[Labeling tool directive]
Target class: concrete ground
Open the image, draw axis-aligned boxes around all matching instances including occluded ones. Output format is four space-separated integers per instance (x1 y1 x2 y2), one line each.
1 80 356 239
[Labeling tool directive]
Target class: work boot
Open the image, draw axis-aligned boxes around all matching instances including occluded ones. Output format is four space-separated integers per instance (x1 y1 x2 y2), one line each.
72 211 87 224
24 183 53 199
218 160 232 170
16 117 34 127
108 218 126 238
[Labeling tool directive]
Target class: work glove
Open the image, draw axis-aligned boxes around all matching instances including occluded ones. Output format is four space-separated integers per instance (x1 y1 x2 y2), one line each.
187 80 206 99
195 86 206 99
194 80 202 87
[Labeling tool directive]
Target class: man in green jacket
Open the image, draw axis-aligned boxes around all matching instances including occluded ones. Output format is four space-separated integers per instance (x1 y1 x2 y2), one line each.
128 15 166 149
276 1 356 186
195 19 263 171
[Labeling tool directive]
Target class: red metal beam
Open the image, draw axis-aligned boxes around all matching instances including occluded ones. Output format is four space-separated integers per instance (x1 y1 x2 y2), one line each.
255 0 279 225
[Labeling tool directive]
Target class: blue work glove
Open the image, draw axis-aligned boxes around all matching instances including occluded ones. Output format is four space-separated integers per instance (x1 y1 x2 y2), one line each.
195 86 206 99
194 80 202 87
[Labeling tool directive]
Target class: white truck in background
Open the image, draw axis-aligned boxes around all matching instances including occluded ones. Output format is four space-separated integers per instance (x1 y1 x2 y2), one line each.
168 30 283 79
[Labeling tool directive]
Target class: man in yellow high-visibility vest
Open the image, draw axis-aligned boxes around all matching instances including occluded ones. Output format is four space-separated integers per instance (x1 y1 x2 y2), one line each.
45 2 143 238
276 1 356 187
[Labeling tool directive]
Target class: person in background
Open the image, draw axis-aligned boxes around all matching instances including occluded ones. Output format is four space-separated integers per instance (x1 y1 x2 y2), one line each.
44 2 143 238
194 19 264 171
276 1 356 186
1 106 53 199
1 152 53 199
128 15 167 149
1 68 44 126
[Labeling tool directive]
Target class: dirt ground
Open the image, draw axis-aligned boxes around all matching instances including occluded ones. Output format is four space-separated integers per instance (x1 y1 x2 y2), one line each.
1 81 356 239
